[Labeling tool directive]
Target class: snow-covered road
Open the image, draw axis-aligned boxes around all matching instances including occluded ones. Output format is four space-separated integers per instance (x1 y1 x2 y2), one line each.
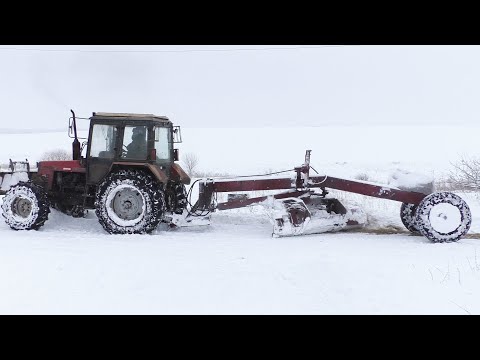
1 206 480 314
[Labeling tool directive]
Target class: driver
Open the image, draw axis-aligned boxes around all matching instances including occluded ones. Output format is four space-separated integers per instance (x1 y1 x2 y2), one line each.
126 126 147 159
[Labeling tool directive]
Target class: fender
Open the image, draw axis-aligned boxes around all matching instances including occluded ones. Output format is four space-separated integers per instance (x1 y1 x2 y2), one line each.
111 162 169 184
171 163 191 185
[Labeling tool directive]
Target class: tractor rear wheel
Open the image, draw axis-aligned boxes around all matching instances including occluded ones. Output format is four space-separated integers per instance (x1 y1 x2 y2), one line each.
1 182 50 230
400 203 420 233
415 192 471 243
95 169 164 234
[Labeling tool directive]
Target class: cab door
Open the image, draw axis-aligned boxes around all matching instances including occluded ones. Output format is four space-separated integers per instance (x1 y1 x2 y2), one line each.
86 123 121 184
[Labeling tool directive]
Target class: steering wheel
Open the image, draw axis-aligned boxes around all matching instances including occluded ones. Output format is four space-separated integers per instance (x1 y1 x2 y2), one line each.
122 144 128 157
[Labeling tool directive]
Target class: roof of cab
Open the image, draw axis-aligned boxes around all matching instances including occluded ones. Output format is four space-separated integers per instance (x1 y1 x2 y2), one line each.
91 112 170 122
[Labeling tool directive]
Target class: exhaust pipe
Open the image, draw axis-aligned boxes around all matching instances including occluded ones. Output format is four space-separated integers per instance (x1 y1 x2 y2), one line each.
71 109 81 161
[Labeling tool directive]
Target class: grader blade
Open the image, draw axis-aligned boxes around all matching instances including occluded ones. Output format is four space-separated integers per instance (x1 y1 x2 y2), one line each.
270 197 312 237
267 195 367 237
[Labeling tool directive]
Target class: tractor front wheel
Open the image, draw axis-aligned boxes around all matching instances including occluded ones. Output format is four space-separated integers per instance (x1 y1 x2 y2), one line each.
1 182 50 230
95 170 164 234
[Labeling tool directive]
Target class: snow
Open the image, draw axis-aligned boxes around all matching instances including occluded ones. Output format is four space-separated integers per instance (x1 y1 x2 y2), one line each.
1 206 480 315
388 169 434 193
0 172 29 191
1 128 480 314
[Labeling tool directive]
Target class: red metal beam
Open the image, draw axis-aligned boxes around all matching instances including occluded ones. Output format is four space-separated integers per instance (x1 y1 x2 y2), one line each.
216 190 309 210
210 175 427 205
309 176 427 205
203 171 428 210
212 178 293 192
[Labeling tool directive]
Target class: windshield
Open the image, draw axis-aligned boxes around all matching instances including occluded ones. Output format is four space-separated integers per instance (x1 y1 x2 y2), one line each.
122 125 148 160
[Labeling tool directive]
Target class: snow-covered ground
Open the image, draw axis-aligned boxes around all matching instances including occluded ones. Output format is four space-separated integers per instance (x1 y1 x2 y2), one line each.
1 128 480 314
3 125 480 179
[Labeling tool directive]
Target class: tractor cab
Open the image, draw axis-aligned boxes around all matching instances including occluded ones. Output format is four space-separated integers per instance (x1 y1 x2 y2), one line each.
83 112 181 184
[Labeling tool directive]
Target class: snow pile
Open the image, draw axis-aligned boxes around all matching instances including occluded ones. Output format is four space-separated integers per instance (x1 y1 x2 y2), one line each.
388 169 434 194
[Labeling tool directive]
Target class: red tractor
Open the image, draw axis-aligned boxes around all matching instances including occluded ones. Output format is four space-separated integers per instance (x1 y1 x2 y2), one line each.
0 110 190 234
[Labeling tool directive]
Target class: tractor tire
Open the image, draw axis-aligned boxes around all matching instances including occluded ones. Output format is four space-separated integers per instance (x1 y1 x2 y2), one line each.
165 182 188 215
1 181 50 230
415 192 471 243
95 169 164 234
400 203 420 233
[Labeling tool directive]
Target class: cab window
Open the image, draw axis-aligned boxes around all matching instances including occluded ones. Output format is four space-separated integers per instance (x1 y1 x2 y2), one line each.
154 126 170 161
90 124 117 158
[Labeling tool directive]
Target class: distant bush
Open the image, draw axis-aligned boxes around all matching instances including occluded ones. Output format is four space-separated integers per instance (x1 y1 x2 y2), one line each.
434 177 456 192
182 152 199 177
40 149 71 161
445 156 480 192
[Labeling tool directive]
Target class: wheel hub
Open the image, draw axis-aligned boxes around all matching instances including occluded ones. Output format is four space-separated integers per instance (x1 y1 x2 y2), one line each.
429 203 461 234
12 197 33 218
112 188 144 221
437 213 447 221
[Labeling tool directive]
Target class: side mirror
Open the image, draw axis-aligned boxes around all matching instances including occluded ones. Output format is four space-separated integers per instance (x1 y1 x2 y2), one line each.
173 149 179 162
68 118 74 138
173 126 182 143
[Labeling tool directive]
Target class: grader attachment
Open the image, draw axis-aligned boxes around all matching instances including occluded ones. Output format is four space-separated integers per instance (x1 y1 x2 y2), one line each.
186 150 471 242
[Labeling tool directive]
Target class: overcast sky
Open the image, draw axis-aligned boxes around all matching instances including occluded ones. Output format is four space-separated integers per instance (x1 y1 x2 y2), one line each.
1 45 480 130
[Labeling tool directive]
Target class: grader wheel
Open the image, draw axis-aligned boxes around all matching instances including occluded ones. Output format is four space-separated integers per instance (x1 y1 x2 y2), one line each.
415 192 472 243
400 203 420 233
